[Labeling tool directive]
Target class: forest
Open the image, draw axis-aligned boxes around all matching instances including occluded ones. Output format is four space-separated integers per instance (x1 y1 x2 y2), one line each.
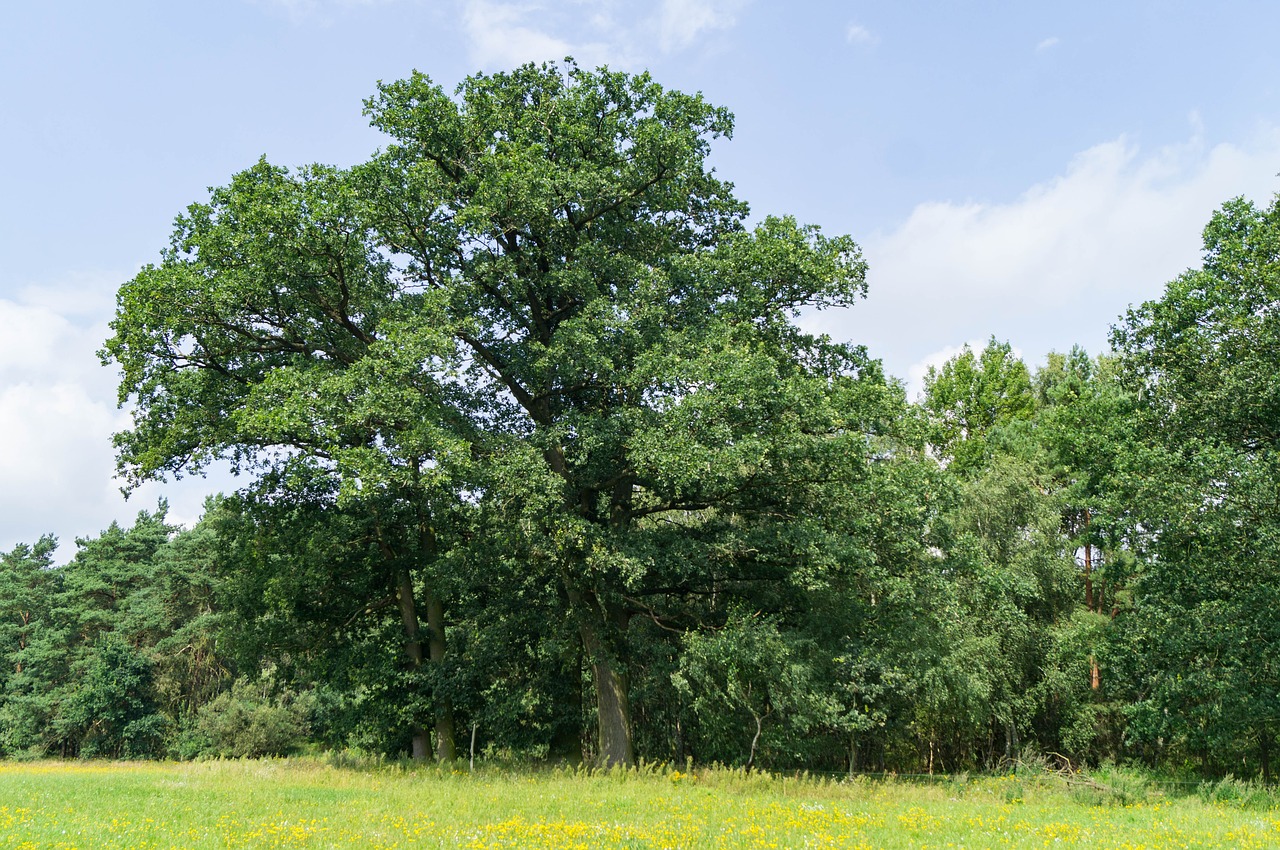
2 61 1277 780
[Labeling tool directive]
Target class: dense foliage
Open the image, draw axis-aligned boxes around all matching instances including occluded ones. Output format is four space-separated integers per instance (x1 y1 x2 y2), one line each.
1 62 1275 777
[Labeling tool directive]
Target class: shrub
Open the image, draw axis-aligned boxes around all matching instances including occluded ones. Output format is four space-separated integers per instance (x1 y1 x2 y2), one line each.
1198 775 1274 810
196 676 310 758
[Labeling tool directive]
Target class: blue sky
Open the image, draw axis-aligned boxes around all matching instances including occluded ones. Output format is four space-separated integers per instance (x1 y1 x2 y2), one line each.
3 0 1279 558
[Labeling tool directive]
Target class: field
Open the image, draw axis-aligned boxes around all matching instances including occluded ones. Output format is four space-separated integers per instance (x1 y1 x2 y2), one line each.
0 759 1277 849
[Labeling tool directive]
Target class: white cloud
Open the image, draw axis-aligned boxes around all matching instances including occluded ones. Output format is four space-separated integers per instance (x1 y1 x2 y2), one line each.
872 129 1280 302
456 0 745 70
0 381 120 509
805 123 1280 385
846 22 876 45
0 288 120 557
462 0 579 68
14 274 116 321
658 0 745 52
1036 36 1060 51
0 279 233 563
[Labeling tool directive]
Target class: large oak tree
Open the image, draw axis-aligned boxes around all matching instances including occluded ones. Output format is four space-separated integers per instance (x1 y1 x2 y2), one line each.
105 61 895 765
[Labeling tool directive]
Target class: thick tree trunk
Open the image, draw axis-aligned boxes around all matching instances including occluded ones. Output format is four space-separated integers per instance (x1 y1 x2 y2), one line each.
590 650 634 767
571 592 634 767
382 501 459 763
541 444 637 766
424 589 456 761
395 566 432 760
409 727 430 760
412 489 458 763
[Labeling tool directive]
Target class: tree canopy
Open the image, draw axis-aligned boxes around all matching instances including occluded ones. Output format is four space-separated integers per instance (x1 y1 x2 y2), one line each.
102 61 903 766
1110 193 1280 778
2 61 1256 777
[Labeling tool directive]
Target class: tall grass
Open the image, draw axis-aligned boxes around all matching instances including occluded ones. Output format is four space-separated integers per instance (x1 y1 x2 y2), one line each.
0 758 1277 848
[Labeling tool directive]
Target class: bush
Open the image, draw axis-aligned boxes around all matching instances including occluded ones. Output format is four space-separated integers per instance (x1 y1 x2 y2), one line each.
165 718 213 761
1198 775 1274 810
122 714 172 759
196 676 310 758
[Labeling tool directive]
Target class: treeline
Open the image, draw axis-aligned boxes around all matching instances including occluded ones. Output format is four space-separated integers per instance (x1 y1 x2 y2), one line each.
3 62 1277 778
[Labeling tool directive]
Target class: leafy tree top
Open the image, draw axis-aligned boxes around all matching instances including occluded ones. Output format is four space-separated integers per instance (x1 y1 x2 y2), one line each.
921 337 1034 474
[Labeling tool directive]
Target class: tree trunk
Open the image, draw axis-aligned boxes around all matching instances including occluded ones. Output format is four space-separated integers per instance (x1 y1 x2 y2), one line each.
382 498 459 763
410 479 458 763
746 710 764 771
395 566 432 761
588 644 634 767
1005 722 1020 766
540 445 638 766
424 589 457 761
572 593 634 767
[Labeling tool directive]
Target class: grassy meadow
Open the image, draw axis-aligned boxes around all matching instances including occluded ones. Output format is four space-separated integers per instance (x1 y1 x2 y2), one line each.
0 759 1277 849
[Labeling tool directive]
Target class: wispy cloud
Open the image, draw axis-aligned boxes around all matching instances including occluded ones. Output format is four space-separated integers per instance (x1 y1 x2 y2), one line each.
803 123 1280 382
658 0 746 52
462 0 578 67
869 132 1270 303
846 22 876 45
455 0 747 69
1036 36 1060 51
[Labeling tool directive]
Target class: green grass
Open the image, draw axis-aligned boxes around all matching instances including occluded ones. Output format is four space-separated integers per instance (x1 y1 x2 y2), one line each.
0 759 1277 848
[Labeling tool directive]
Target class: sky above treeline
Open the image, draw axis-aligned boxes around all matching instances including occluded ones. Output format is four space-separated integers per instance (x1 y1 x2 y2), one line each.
3 0 1279 560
